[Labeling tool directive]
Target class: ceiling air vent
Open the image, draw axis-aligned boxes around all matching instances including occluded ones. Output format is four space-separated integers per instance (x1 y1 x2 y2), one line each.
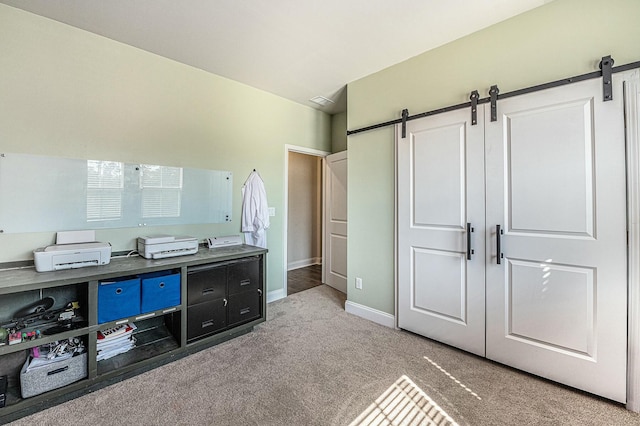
309 96 334 106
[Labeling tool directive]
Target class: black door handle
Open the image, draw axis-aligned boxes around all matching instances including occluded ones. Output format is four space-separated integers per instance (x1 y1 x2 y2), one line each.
466 223 474 260
496 224 503 264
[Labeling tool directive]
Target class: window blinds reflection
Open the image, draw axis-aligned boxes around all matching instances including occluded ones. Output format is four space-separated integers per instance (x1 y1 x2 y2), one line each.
87 160 124 221
0 153 232 233
140 165 183 218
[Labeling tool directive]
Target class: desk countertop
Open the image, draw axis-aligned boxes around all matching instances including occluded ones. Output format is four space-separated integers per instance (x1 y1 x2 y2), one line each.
0 245 267 294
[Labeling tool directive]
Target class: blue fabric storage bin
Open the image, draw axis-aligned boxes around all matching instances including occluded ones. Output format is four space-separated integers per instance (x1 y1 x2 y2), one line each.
140 271 181 313
98 277 141 324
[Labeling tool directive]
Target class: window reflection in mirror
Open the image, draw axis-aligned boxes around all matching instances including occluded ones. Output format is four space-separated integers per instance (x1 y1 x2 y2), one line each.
0 153 232 233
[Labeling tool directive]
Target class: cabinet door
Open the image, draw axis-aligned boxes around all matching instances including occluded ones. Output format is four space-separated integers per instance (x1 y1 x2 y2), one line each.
187 264 226 305
227 258 260 295
227 291 261 326
187 299 227 342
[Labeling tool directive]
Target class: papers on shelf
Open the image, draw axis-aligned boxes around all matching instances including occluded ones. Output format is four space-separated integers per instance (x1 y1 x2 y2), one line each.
25 338 85 372
26 352 73 372
97 322 137 361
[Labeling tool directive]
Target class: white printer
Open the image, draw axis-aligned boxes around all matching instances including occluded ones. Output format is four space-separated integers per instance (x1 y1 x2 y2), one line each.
34 242 112 272
207 235 243 248
137 235 199 259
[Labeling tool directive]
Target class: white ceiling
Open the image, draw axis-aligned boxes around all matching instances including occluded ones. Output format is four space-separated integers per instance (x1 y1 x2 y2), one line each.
1 0 549 114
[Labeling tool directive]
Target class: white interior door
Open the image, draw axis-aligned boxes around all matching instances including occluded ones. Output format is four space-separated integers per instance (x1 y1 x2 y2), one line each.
397 108 486 356
323 151 347 293
485 77 628 402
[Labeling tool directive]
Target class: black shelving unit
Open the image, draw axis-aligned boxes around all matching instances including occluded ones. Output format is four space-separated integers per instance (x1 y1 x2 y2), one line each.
0 245 267 423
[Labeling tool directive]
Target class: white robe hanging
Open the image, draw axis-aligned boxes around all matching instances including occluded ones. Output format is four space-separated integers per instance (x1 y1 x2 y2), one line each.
241 171 269 248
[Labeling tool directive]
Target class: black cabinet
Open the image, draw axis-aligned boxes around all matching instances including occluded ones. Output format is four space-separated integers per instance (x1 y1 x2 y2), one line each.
186 299 227 341
228 291 261 325
227 259 261 326
187 264 227 305
186 256 263 343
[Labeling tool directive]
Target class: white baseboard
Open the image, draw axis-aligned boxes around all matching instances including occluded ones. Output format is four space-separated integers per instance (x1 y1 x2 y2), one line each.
345 300 395 328
267 288 286 304
287 257 321 271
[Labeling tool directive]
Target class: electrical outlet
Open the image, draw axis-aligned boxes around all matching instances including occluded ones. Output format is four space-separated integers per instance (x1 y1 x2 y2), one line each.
355 277 362 290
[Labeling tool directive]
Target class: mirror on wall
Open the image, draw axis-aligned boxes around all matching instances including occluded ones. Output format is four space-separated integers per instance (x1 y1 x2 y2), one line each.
0 153 232 233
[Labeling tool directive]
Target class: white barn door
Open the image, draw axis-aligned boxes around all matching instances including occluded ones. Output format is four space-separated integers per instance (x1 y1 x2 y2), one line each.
397 108 486 356
397 76 628 402
484 77 627 403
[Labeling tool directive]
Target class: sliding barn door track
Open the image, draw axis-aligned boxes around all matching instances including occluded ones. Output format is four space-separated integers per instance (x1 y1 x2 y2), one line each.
347 55 640 138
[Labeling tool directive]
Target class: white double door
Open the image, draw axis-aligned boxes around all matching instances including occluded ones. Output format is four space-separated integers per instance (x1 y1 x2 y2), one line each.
397 76 627 402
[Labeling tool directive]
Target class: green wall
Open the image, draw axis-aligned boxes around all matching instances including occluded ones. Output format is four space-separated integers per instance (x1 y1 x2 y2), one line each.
331 111 347 152
347 0 640 314
0 5 331 295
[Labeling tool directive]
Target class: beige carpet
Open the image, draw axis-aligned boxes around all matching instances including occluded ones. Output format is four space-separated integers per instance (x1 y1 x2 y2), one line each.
8 285 640 425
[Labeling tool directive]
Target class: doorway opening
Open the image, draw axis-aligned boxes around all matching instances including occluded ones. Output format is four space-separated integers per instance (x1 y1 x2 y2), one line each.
283 145 330 296
287 151 323 295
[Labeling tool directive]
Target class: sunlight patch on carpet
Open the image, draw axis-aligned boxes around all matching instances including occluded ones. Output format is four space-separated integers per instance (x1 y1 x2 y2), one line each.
349 375 458 426
423 356 481 401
